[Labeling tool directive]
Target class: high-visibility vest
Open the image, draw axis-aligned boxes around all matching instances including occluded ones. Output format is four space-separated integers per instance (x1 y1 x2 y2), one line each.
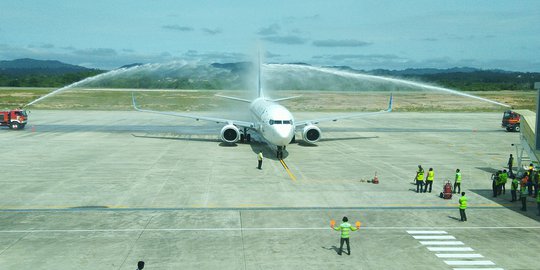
511 179 519 190
427 171 434 181
459 196 468 209
334 222 357 238
417 169 424 181
500 173 508 184
258 152 263 161
455 172 462 183
520 186 527 198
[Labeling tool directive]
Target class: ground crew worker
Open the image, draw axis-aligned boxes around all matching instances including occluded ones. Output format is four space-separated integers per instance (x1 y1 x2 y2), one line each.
257 151 263 169
537 190 540 216
454 169 462 194
459 192 467 221
533 170 539 197
424 168 434 193
415 165 424 193
528 164 534 196
331 216 359 255
511 177 519 202
500 169 508 195
491 171 500 197
508 154 514 177
520 183 527 211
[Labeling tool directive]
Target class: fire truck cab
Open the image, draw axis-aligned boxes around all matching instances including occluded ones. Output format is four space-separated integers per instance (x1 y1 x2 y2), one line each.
0 109 28 130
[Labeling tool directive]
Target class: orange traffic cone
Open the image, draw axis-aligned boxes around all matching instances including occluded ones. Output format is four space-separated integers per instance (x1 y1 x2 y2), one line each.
372 172 379 184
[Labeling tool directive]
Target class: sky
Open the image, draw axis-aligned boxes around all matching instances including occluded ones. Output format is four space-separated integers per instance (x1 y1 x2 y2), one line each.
1 0 539 71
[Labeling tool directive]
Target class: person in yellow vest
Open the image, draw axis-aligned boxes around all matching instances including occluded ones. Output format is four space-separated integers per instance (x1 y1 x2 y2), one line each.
510 177 519 202
520 183 527 211
424 168 434 193
459 192 468 221
415 165 424 193
453 169 462 194
331 216 360 256
257 151 263 169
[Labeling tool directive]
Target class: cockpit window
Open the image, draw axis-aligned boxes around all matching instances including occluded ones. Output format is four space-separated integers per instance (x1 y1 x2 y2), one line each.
270 119 292 125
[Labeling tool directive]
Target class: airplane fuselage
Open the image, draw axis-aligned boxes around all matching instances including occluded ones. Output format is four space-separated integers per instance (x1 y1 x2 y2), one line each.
249 97 295 147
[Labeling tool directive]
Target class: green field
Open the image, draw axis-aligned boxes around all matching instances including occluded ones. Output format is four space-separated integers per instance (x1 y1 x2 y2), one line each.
0 87 536 112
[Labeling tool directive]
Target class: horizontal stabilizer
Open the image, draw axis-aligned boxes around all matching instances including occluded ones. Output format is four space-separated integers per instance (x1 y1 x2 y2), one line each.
270 95 302 102
215 94 252 103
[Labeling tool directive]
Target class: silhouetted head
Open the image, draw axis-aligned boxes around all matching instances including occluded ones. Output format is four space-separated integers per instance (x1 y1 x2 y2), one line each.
456 169 460 172
503 169 507 173
138 261 145 270
342 216 348 222
461 192 465 196
429 168 433 171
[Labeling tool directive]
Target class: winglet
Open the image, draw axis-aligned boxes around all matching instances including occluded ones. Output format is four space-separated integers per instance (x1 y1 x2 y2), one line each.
131 92 141 111
386 93 393 112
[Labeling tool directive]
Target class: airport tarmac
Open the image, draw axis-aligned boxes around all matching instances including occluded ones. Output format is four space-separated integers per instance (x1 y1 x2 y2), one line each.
1 110 538 270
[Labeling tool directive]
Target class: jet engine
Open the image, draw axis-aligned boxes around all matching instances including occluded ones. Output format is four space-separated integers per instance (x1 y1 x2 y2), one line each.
302 125 321 143
220 125 240 143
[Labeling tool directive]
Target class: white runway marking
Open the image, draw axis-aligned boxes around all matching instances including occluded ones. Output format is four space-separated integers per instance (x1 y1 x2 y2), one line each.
420 241 464 245
436 254 484 258
445 260 495 266
413 235 455 240
410 230 503 269
428 247 474 252
452 268 503 270
407 230 448 234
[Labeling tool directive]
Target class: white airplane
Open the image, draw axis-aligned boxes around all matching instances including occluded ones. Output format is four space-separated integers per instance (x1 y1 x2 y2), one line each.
132 63 392 159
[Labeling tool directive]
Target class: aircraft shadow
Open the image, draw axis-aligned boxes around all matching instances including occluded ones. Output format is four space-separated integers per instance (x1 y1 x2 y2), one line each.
475 167 499 174
469 189 540 221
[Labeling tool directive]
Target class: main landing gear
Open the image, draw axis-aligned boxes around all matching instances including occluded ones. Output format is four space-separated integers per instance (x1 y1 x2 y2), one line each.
240 128 251 143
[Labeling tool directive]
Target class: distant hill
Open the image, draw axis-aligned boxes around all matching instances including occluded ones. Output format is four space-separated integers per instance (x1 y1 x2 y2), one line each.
0 58 100 75
1 58 539 90
0 59 104 87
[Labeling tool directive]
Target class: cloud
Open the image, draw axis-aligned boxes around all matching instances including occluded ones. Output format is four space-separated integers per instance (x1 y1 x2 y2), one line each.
257 24 281 36
262 35 307 45
162 24 194 32
201 28 222 35
312 39 371 47
74 48 118 57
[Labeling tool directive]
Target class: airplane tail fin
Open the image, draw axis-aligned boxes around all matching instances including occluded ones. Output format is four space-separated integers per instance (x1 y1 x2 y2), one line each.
257 51 264 99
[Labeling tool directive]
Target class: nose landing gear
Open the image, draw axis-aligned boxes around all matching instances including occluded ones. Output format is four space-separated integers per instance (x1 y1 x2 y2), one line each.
277 146 285 159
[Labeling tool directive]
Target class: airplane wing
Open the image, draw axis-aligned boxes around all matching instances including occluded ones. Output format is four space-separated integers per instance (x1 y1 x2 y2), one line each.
131 93 255 128
295 94 393 127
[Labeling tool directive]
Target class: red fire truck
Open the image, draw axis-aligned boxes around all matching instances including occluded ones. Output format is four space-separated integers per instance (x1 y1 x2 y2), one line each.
0 109 28 130
502 110 520 132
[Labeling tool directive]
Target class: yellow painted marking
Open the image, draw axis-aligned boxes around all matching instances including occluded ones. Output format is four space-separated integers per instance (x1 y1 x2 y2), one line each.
279 159 297 181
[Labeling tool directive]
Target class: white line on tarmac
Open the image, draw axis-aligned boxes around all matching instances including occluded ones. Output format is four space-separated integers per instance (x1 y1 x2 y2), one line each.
407 230 447 234
436 254 484 258
0 226 539 234
413 235 456 240
428 247 474 252
445 260 495 266
420 241 464 245
452 268 503 270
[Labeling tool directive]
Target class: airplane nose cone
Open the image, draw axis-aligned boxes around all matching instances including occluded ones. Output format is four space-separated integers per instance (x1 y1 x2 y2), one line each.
276 126 294 145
